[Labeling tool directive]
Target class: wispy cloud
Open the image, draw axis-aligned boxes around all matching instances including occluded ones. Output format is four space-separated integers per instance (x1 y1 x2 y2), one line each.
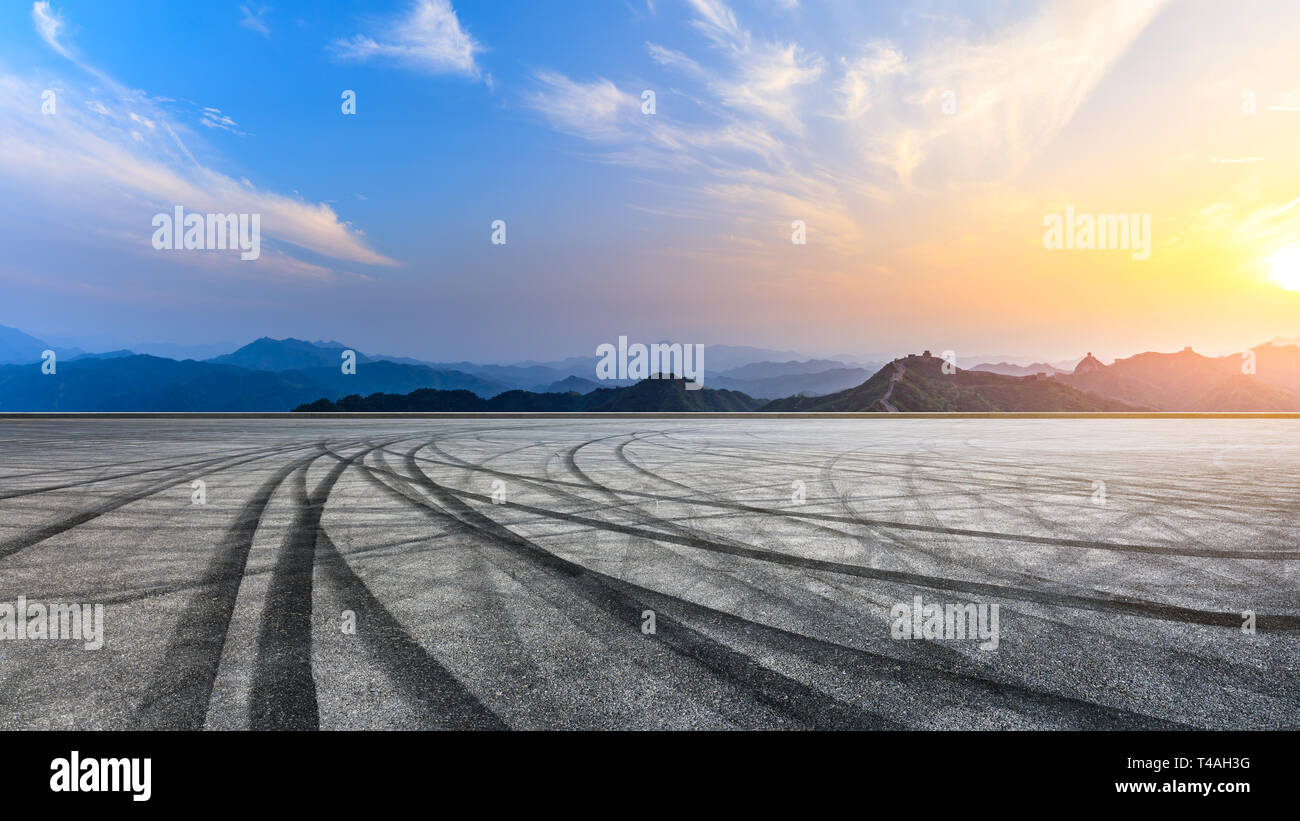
3 3 395 274
836 43 904 120
238 5 271 37
526 72 638 142
647 43 703 78
684 0 823 133
200 106 246 135
837 0 1169 187
525 0 1167 257
32 1 72 59
1272 196 1300 217
333 0 482 78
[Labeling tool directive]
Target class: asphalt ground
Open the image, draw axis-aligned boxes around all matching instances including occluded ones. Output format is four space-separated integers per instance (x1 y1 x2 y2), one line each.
0 418 1295 729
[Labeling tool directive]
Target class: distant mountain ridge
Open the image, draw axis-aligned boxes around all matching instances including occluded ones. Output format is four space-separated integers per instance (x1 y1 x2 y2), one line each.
207 337 375 371
204 338 876 397
1055 344 1300 410
763 353 1140 412
4 323 1300 411
0 324 84 365
718 359 856 380
970 361 1067 377
543 375 602 393
709 367 876 399
0 355 323 412
295 377 762 413
0 355 509 411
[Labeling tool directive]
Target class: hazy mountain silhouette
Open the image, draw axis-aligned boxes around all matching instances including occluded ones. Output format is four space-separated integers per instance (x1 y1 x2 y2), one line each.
1057 344 1300 410
0 324 85 365
762 353 1140 412
207 337 376 371
0 355 328 411
542 375 602 393
0 354 510 411
710 367 876 399
67 349 136 361
443 362 611 391
5 322 1300 412
295 376 762 412
970 361 1067 377
718 359 862 380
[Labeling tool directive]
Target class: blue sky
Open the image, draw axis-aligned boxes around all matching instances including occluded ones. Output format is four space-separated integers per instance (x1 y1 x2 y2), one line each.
2 1 1298 362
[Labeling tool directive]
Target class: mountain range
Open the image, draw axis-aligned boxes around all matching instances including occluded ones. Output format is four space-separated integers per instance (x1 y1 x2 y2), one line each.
763 354 1137 412
0 328 882 407
1054 347 1300 410
969 361 1068 377
296 377 762 413
3 324 1300 412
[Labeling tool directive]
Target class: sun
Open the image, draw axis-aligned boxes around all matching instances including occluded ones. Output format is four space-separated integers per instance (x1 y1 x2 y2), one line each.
1270 247 1300 291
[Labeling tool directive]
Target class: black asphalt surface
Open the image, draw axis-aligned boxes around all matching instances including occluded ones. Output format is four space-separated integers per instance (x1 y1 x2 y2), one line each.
0 418 1295 729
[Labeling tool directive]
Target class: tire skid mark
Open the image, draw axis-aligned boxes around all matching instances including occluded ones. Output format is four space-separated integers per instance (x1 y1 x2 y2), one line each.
246 437 412 730
354 441 801 728
315 530 508 729
646 432 1300 519
133 446 326 729
381 451 1300 631
498 430 1264 717
0 440 311 501
618 429 901 563
382 444 1300 561
247 451 349 730
314 440 515 729
394 441 899 729
629 577 1192 730
242 434 502 730
0 441 321 561
11 420 1292 731
565 432 883 630
912 438 1271 600
390 438 1186 728
615 432 943 631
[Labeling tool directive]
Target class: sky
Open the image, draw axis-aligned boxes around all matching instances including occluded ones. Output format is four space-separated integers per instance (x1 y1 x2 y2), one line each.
1 0 1298 364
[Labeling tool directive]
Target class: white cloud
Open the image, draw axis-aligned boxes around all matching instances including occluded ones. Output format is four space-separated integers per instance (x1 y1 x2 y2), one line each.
334 0 482 78
524 0 1167 258
5 6 395 272
837 43 905 119
526 72 638 142
684 0 822 133
239 5 270 37
686 0 742 47
647 43 703 77
200 106 245 135
32 1 72 59
855 0 1168 186
1272 196 1300 217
